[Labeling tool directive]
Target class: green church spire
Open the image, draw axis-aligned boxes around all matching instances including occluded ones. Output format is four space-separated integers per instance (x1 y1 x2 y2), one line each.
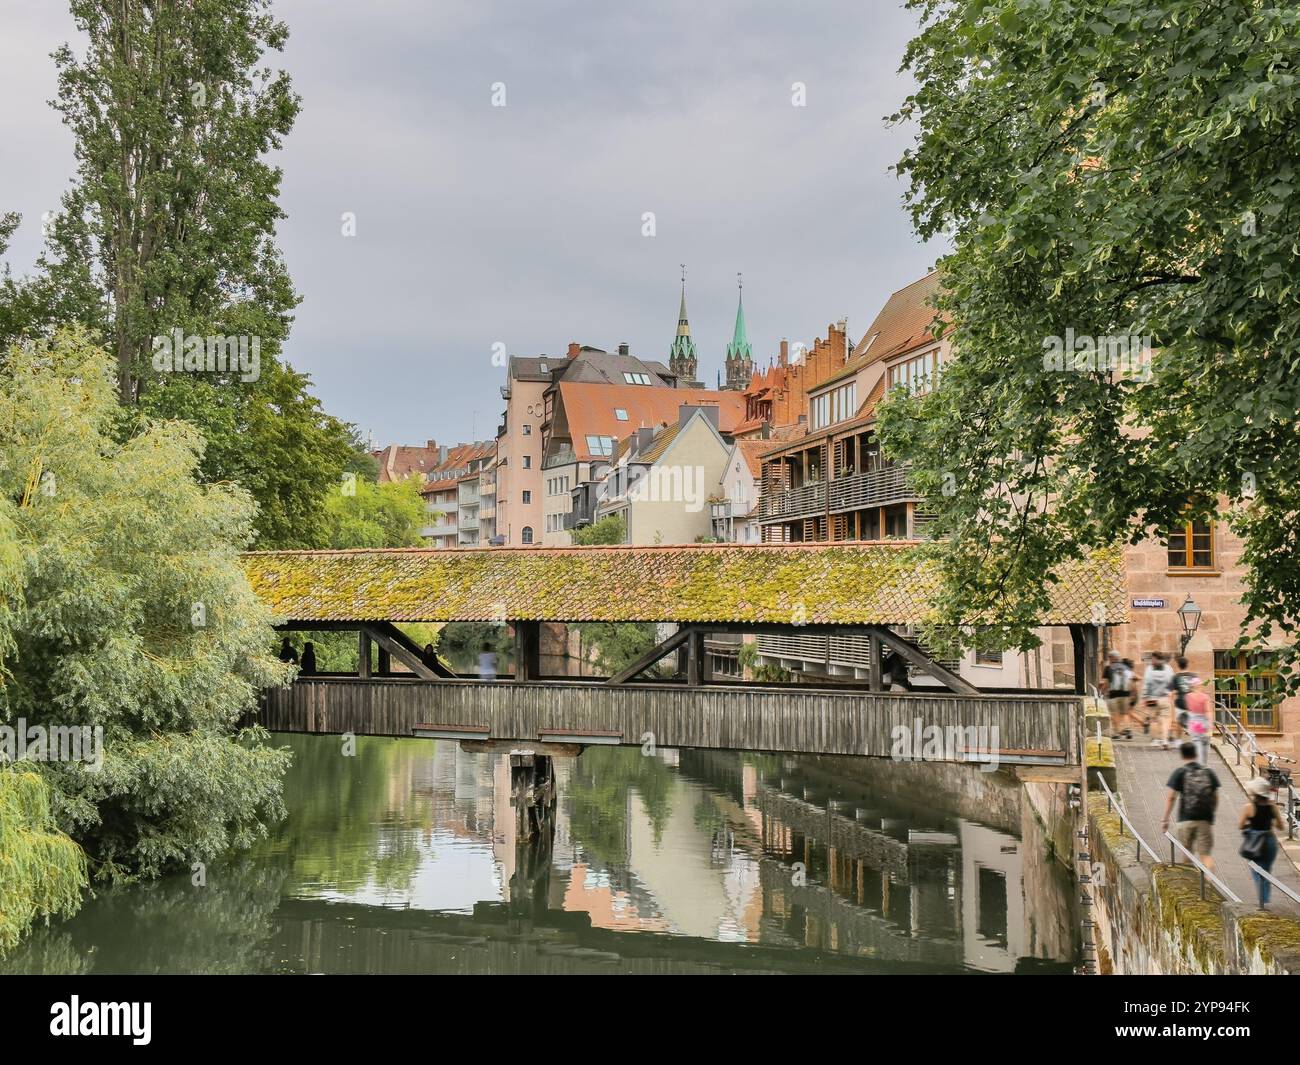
722 272 753 391
726 273 752 361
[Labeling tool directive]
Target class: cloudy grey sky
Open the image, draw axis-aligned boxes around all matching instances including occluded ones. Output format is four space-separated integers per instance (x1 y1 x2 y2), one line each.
2 0 942 446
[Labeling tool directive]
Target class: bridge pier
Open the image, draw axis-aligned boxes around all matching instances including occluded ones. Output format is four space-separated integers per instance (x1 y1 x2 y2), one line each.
510 753 556 841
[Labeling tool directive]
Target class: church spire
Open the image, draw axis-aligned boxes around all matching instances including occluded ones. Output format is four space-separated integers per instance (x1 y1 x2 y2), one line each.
668 264 700 386
722 272 753 391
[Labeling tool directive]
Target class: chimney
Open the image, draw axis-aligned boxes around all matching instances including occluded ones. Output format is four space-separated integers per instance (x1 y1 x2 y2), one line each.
618 342 629 356
779 339 789 367
426 439 437 450
438 445 448 464
680 403 719 428
633 426 656 455
567 342 581 359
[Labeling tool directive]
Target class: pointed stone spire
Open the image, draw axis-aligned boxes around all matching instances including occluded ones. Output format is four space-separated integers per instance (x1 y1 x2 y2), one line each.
668 264 700 386
723 272 754 391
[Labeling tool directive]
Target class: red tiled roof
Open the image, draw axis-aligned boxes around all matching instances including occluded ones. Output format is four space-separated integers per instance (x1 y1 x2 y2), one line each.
732 438 771 478
557 382 745 462
817 271 946 389
372 443 441 483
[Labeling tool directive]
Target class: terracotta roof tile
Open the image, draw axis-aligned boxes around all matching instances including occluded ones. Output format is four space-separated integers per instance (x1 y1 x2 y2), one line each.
558 382 745 462
241 543 1126 626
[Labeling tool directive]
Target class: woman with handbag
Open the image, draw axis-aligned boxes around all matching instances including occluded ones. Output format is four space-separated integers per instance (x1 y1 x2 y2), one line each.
1239 777 1284 908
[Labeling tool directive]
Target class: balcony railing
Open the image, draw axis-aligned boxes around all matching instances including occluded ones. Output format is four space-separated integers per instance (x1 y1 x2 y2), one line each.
828 465 918 513
758 464 917 522
421 522 458 538
757 480 825 521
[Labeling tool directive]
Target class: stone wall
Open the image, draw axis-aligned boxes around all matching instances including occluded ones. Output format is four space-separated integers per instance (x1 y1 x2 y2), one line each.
1088 793 1300 974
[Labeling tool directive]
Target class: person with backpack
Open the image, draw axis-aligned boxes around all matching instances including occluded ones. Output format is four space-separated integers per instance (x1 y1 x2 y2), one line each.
1141 652 1176 747
1101 651 1133 739
1161 741 1221 870
1171 655 1198 737
1239 777 1285 908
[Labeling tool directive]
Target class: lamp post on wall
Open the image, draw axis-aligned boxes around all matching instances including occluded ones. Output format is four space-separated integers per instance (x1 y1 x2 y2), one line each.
1177 595 1203 655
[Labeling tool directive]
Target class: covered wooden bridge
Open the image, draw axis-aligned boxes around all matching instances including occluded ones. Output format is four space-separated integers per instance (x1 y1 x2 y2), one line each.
241 542 1127 767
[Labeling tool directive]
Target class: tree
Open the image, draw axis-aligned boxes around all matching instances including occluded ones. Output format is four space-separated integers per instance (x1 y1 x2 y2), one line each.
3 0 356 548
321 477 426 550
0 769 88 955
880 0 1300 684
571 514 626 545
0 330 291 882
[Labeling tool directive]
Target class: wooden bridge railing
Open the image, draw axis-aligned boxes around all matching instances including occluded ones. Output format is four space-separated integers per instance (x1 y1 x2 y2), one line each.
254 677 1083 767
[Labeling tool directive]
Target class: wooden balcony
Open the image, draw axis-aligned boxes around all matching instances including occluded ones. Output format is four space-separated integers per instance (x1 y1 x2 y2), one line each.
759 464 917 523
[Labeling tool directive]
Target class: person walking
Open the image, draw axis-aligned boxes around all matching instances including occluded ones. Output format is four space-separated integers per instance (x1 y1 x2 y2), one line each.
1102 651 1133 739
300 642 317 675
1183 677 1215 765
278 637 298 665
1171 655 1198 738
1239 777 1284 909
478 641 498 681
1142 652 1176 747
1161 741 1221 871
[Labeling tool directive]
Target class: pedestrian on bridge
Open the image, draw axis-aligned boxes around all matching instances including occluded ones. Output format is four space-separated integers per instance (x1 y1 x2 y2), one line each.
1141 652 1175 748
1239 777 1284 909
1102 651 1133 739
1161 741 1220 871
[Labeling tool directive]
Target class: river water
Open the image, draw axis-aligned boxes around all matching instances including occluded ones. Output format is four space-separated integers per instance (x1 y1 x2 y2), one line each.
5 734 1080 974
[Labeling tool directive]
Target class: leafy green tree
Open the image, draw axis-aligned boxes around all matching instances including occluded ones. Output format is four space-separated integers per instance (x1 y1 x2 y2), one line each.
0 769 87 955
571 514 626 545
881 0 1300 684
0 330 291 882
2 0 355 548
322 477 426 550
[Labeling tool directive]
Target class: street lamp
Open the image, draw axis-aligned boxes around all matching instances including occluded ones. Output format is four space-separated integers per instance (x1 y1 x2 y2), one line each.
1177 595 1202 655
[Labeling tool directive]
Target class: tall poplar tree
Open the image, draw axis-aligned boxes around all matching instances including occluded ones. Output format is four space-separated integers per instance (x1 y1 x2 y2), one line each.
18 0 353 547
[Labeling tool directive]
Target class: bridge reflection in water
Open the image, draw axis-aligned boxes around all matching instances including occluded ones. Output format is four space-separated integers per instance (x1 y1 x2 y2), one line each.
3 736 1078 975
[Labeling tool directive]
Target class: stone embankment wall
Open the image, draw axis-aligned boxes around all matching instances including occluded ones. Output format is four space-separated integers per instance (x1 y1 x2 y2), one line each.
1088 794 1300 974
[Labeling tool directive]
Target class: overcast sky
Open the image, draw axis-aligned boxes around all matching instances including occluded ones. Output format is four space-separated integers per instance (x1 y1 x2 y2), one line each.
2 0 942 447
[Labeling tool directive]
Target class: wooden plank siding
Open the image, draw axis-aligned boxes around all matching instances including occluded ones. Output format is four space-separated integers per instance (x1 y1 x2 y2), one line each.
253 678 1082 766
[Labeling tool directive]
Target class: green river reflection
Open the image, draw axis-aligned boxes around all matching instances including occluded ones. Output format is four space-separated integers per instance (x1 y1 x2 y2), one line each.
4 734 1079 974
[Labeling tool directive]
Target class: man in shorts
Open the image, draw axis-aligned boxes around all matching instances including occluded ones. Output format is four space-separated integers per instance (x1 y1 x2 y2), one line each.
1160 741 1220 870
1101 651 1133 739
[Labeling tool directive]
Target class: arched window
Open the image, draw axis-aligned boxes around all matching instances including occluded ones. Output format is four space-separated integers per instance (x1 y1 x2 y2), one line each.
521 526 533 544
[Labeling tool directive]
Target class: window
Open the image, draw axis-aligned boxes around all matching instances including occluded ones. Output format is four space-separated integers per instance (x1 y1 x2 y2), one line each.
586 435 615 456
521 526 533 544
622 372 651 385
1167 518 1215 570
614 408 629 421
1215 650 1279 730
522 424 532 436
522 455 531 469
887 348 943 394
810 382 857 430
522 491 531 504
974 630 1003 667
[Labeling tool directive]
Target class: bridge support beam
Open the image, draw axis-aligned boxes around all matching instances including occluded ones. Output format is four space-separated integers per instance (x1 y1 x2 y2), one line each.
358 630 371 678
606 625 692 685
514 621 540 682
864 626 978 696
686 629 708 687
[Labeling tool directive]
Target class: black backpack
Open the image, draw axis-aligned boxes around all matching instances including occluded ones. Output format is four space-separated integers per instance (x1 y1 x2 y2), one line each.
1180 765 1216 820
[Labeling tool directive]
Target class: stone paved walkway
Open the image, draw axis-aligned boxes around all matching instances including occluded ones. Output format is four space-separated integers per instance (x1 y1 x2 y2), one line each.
1112 739 1300 914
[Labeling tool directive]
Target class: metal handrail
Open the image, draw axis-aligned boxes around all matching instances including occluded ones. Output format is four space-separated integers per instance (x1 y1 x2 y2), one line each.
1164 830 1243 903
1214 701 1297 841
1246 860 1300 907
1096 773 1162 863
